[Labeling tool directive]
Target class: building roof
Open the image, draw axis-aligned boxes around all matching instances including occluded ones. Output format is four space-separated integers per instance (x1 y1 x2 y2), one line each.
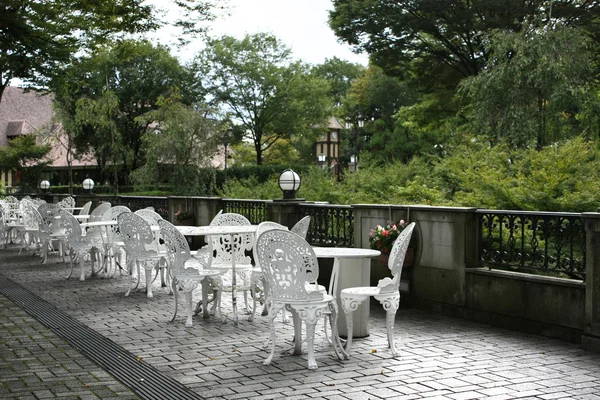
0 86 96 168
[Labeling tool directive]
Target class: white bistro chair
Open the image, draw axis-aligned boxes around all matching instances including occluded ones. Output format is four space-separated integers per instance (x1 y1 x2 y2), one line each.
118 212 164 298
158 219 220 327
59 210 101 281
340 222 415 357
255 229 345 370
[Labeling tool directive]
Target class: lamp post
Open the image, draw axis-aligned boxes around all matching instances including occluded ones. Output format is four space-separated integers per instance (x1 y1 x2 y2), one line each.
224 127 233 184
39 180 50 193
345 115 364 172
82 178 95 194
278 169 301 200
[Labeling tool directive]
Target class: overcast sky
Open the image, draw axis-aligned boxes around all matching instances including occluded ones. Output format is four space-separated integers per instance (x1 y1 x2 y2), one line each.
148 0 369 66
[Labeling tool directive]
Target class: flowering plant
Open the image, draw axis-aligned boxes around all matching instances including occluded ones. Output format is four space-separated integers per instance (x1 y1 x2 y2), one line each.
175 210 194 222
369 220 408 254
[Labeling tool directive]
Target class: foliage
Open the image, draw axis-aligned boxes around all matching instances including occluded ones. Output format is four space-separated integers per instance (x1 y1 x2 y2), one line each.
311 57 365 107
132 93 221 196
329 0 600 90
195 33 332 164
0 135 52 192
369 219 408 254
0 180 5 195
219 137 600 213
458 24 597 148
175 210 194 222
52 40 198 187
1 0 222 101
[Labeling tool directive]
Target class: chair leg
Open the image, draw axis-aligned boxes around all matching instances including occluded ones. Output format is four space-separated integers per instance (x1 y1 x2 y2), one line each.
171 279 179 322
377 294 400 356
201 277 210 319
292 310 302 356
341 293 368 356
184 288 193 328
263 304 283 366
79 255 86 281
145 266 153 298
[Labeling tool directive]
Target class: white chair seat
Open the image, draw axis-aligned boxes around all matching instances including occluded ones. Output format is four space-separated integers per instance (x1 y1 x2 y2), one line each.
341 286 382 297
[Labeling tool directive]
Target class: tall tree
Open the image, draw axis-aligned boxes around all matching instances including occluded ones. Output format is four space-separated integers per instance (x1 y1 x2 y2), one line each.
329 0 600 90
53 40 198 188
0 0 222 102
132 93 221 195
0 135 52 192
312 57 364 107
458 24 597 148
196 33 332 165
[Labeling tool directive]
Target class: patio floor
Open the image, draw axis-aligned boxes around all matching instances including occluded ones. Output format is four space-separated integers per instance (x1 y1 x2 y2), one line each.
1 243 599 400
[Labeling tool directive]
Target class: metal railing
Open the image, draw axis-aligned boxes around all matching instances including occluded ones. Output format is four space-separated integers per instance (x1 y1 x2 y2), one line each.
477 210 586 280
95 195 169 219
298 203 354 247
223 199 269 224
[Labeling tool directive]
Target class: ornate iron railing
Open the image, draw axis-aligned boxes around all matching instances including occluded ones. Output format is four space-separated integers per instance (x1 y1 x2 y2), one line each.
223 199 269 224
477 210 586 280
298 203 354 247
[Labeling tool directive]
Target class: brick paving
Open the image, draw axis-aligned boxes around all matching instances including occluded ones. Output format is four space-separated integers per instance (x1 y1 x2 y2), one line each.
1 243 600 399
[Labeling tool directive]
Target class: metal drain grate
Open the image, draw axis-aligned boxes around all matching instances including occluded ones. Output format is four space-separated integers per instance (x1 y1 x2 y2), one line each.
0 274 204 400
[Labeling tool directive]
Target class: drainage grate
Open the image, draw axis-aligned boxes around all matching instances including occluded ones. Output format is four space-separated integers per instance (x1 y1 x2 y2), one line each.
0 274 204 400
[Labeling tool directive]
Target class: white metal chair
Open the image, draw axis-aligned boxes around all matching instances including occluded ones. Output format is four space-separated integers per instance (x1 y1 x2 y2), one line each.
249 221 288 321
206 212 255 319
290 215 311 239
255 229 345 369
37 203 68 263
135 208 169 289
79 201 92 216
340 222 415 357
57 196 76 213
158 219 220 327
118 212 165 298
101 206 131 275
59 210 100 281
20 203 52 262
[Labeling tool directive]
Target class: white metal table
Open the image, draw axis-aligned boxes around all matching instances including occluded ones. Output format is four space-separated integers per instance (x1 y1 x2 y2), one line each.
177 224 257 325
80 220 118 275
312 246 381 338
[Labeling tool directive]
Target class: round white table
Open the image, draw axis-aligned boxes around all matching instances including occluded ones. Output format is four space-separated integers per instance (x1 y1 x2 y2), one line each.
312 246 381 338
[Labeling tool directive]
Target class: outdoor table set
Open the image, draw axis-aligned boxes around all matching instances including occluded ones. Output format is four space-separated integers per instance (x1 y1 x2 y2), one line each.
1 201 416 370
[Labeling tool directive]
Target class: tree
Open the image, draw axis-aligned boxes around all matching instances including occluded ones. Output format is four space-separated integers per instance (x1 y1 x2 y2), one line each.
0 135 52 192
458 24 597 148
0 0 222 103
52 40 198 188
329 0 600 90
196 33 332 165
132 94 221 195
312 57 364 107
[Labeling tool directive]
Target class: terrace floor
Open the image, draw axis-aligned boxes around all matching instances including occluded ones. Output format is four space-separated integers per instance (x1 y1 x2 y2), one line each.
1 243 600 400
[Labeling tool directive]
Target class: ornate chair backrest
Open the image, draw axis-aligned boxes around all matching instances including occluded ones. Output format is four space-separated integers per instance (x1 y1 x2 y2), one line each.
0 207 6 230
379 222 416 292
134 209 163 227
79 201 92 216
89 203 111 222
37 203 62 234
118 212 156 258
58 209 83 245
21 203 44 233
290 216 311 239
253 221 287 270
20 199 36 211
2 197 20 221
102 206 131 243
57 196 76 213
255 229 323 303
209 212 253 266
31 198 46 205
158 219 192 277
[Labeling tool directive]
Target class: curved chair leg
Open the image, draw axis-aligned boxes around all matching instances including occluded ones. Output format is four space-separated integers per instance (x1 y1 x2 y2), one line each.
261 278 269 316
171 279 179 322
125 260 135 297
66 251 75 280
341 294 368 356
291 309 302 356
376 294 400 356
263 304 282 366
306 321 318 370
201 277 211 319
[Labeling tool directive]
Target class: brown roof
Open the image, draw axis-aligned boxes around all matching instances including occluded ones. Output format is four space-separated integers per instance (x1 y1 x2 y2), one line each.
0 86 97 168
